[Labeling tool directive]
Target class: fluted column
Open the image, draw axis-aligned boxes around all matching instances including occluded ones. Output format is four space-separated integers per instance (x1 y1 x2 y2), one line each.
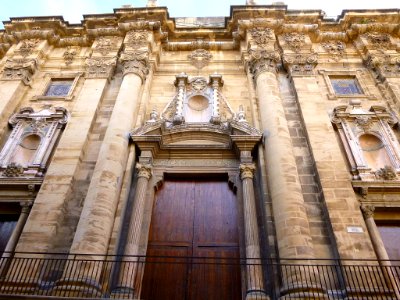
239 163 269 300
361 205 400 298
115 162 152 296
0 202 32 278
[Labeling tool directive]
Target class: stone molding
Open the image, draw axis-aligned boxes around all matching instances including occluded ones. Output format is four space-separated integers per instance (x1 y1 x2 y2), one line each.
85 57 117 79
1 58 36 85
239 163 256 180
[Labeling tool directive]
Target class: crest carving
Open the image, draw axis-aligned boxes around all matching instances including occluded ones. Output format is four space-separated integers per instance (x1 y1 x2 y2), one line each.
249 28 275 46
63 46 78 65
95 37 119 56
375 165 397 180
188 49 212 70
125 30 149 49
18 39 40 57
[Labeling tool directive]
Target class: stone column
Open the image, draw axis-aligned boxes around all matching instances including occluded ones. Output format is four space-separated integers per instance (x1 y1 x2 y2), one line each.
114 160 152 297
239 162 269 300
70 50 149 257
0 202 32 278
173 73 187 125
247 52 322 297
209 74 223 124
361 205 400 298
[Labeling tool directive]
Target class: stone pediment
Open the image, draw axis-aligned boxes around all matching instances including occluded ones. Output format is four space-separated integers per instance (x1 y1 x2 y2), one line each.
131 119 262 154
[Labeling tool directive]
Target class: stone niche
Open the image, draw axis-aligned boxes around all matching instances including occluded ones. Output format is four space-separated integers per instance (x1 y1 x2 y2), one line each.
0 105 68 178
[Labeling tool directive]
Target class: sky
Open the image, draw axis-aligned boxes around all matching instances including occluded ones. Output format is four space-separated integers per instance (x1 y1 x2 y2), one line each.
0 0 398 29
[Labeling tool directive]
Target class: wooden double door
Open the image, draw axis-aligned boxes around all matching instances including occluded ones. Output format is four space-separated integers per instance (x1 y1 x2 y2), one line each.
141 178 242 300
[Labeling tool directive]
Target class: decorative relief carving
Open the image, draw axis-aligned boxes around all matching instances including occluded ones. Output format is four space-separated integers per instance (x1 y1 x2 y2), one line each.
239 163 256 180
364 32 391 50
361 205 375 219
321 40 345 61
85 57 117 79
249 28 275 46
375 165 397 180
120 50 150 80
283 32 306 52
282 53 318 76
247 49 280 77
125 30 149 49
153 159 238 168
94 37 119 55
365 54 400 78
136 163 152 179
188 49 212 70
63 46 78 65
17 39 40 57
2 162 24 177
2 58 36 85
354 116 373 131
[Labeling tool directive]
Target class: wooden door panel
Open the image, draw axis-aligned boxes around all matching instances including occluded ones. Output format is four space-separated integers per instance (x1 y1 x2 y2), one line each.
149 180 195 244
141 245 191 300
191 247 241 300
194 181 239 245
142 179 241 300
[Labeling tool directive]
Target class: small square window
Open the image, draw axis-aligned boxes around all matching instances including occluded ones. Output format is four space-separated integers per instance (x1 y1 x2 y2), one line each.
330 76 362 95
44 79 73 97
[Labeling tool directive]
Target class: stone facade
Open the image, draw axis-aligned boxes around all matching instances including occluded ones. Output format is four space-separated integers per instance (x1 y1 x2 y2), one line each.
0 3 399 299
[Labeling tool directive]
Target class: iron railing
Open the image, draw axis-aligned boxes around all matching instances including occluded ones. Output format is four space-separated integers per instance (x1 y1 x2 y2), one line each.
0 252 399 299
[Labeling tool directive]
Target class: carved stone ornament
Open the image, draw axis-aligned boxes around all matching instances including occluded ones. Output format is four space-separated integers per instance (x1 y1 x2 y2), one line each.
282 53 318 76
364 32 391 50
239 163 256 180
354 115 373 131
17 39 40 57
136 163 152 179
85 57 117 79
95 37 119 56
283 33 306 52
63 46 78 65
247 49 280 77
321 40 345 61
375 165 397 180
2 58 36 85
188 49 212 70
2 162 24 177
365 54 400 78
125 30 149 49
361 205 375 219
120 50 150 80
248 28 275 46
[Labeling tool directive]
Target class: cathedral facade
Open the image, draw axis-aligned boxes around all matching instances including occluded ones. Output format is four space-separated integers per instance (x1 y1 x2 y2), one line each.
0 2 399 299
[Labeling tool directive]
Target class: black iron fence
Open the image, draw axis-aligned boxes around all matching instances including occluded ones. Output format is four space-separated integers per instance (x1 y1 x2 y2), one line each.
0 252 399 299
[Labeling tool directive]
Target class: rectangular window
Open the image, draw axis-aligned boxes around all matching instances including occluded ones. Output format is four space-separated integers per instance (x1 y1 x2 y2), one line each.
44 79 73 97
330 76 362 95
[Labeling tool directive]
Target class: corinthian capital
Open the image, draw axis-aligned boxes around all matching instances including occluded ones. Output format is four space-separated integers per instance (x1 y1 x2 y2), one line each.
136 163 152 179
120 50 150 81
85 57 117 79
2 58 36 85
247 49 280 78
239 163 256 180
282 53 318 76
361 205 375 219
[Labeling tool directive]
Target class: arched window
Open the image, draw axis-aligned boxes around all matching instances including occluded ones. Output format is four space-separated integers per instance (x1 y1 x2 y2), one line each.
359 134 391 171
10 134 41 167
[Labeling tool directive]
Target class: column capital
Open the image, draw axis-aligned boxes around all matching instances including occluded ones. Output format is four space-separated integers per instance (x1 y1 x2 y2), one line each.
20 201 33 213
282 53 318 77
85 56 117 80
239 163 256 180
136 163 152 180
365 53 400 79
120 50 150 81
1 58 37 85
247 49 280 78
361 204 375 219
